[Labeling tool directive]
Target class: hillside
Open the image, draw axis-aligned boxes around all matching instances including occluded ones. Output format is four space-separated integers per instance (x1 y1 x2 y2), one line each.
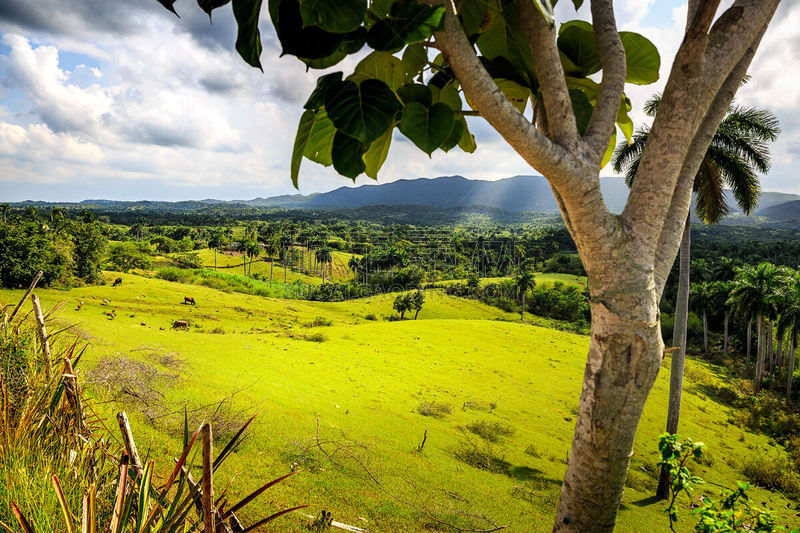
2 274 798 532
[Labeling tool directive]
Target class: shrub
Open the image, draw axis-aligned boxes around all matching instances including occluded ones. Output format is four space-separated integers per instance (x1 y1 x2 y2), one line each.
304 316 334 328
416 401 451 418
741 453 800 499
363 313 378 321
304 332 328 343
465 420 515 442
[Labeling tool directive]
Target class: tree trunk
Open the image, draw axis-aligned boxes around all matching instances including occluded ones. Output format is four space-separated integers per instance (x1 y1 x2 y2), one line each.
755 316 765 393
214 248 217 271
657 216 690 500
777 334 783 369
270 258 274 283
788 336 796 403
703 309 708 354
746 319 752 364
723 311 729 354
521 291 525 322
414 309 420 320
768 320 774 373
554 292 663 531
284 252 288 283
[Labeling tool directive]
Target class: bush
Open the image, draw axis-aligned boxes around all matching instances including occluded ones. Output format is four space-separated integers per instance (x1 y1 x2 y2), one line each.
303 316 334 327
363 313 378 321
304 332 328 343
416 401 451 418
465 420 515 442
741 453 800 499
107 241 152 272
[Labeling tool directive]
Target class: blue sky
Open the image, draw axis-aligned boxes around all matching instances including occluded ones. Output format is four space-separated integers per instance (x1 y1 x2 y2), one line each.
0 1 797 202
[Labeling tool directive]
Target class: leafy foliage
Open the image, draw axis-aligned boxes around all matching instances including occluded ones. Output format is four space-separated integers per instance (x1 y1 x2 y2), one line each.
157 0 659 186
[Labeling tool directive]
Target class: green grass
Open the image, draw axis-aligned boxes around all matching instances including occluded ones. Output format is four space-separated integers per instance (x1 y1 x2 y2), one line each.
2 273 797 532
434 272 587 289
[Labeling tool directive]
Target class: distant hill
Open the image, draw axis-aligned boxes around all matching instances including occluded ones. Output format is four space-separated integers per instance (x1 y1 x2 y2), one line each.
243 175 631 214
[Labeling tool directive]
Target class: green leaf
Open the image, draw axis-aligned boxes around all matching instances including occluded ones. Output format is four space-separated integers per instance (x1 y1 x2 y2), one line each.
291 110 315 187
620 31 660 85
366 2 445 52
233 0 264 69
364 127 393 179
458 117 476 153
439 119 464 152
397 84 432 106
332 132 366 179
301 28 366 69
368 0 393 20
355 51 410 91
616 95 633 143
325 79 400 144
197 0 231 18
565 76 600 102
304 72 343 110
156 0 179 16
402 44 428 80
433 84 462 111
557 22 601 76
569 89 593 135
600 128 615 168
457 0 496 36
476 3 535 86
399 102 455 155
304 108 336 165
494 78 530 113
299 0 366 33
270 0 343 60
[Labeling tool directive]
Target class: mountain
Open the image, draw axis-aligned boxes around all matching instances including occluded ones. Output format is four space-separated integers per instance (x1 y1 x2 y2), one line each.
247 175 631 213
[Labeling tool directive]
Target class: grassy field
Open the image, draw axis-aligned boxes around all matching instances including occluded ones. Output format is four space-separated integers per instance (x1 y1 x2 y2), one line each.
433 272 587 289
2 273 797 532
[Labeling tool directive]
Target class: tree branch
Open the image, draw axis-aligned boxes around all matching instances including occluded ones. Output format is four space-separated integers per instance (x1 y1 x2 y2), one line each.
621 0 778 260
687 0 721 37
519 1 578 147
653 19 768 298
583 0 627 158
434 6 577 181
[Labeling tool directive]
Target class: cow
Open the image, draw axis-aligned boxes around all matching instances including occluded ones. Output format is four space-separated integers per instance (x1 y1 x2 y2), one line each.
112 277 123 286
105 310 116 320
172 320 189 330
184 296 196 306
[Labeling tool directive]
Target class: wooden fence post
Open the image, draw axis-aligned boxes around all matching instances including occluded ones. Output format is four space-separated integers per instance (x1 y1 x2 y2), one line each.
116 412 144 477
202 423 214 533
8 270 43 323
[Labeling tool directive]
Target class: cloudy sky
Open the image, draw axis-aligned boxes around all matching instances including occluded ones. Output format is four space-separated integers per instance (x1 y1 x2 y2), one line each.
0 1 797 202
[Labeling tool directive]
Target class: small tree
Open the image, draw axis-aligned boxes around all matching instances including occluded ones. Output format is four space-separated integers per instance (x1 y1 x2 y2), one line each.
393 293 411 319
515 270 535 322
410 291 425 320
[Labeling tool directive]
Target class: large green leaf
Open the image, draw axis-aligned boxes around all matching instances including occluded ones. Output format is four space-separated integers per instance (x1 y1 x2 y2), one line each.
299 0 366 33
332 132 366 179
366 1 445 52
291 110 315 187
620 31 660 85
270 0 343 60
439 119 464 152
232 0 264 69
557 23 601 77
304 108 336 165
475 3 535 86
494 78 530 113
397 84 433 106
302 28 366 69
399 102 455 155
433 84 461 111
304 72 343 111
355 51 410 91
402 44 428 81
616 95 633 143
364 127 393 179
569 89 593 135
325 79 400 144
458 117 476 153
601 128 616 168
457 0 497 36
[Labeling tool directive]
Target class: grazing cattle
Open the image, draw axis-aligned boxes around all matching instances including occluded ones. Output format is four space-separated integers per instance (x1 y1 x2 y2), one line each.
105 310 116 320
184 296 196 306
112 277 123 286
75 301 84 311
172 320 189 330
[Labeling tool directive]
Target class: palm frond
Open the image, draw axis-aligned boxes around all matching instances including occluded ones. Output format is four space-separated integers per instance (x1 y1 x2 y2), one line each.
693 158 726 224
611 127 649 186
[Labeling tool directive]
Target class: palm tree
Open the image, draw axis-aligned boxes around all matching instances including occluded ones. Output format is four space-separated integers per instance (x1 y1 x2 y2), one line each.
207 228 228 271
690 281 715 354
348 256 364 283
315 248 332 283
707 280 733 353
777 282 800 403
264 237 280 283
730 263 784 393
515 270 535 322
614 96 779 500
0 203 9 224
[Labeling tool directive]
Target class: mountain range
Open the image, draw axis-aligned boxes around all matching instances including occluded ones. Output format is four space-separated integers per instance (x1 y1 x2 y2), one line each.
234 175 800 218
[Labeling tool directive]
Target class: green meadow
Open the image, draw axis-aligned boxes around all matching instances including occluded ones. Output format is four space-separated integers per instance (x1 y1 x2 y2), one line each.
2 273 797 532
